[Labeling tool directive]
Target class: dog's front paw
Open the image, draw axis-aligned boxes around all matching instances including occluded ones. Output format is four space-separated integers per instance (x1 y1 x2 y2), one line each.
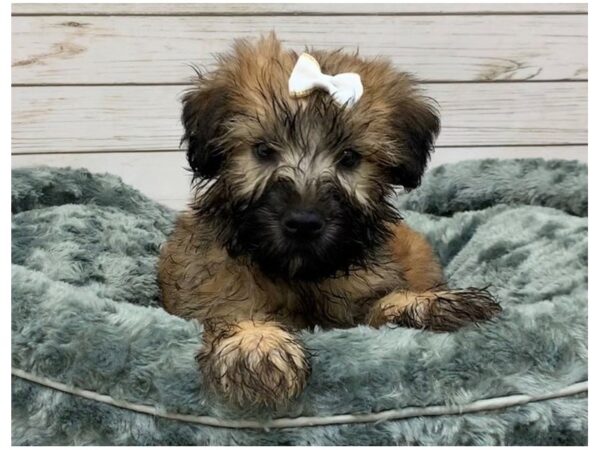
197 320 310 407
368 288 501 332
421 288 502 331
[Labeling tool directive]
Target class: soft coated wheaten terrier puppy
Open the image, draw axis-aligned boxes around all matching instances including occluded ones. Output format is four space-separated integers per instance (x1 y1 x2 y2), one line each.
158 34 501 407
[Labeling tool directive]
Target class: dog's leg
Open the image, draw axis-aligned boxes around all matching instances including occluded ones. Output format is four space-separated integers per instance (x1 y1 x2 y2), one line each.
159 214 311 406
365 223 501 331
366 289 501 331
197 319 310 407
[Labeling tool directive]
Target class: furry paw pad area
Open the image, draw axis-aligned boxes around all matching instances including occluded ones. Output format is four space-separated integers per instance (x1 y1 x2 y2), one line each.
11 159 587 445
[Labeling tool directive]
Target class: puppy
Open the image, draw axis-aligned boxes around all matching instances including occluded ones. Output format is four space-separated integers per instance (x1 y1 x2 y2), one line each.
158 34 501 407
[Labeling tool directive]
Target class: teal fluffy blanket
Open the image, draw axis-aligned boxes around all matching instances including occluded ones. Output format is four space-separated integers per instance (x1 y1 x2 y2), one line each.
11 159 588 445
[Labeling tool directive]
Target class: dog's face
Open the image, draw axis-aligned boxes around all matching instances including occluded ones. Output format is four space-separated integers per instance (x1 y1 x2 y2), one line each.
182 35 440 281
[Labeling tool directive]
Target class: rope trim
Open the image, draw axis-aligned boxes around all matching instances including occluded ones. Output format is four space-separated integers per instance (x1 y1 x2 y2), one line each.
12 367 587 430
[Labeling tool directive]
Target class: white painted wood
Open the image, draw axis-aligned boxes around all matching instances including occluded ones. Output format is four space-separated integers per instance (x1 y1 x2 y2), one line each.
12 83 588 154
11 4 588 214
11 3 589 15
12 146 588 211
11 14 587 84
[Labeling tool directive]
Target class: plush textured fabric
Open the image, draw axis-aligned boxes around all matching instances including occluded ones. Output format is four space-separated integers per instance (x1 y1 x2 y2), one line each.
11 159 588 445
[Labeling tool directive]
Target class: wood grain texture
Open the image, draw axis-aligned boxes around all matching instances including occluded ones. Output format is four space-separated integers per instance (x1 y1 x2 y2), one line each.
12 146 588 211
12 14 587 84
12 83 587 154
10 3 589 207
11 3 588 15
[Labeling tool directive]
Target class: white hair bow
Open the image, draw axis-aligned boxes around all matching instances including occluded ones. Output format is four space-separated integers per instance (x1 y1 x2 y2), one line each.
288 53 363 107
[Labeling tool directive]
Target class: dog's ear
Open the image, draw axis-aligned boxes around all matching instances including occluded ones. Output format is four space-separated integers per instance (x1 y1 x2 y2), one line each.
387 94 440 190
181 79 231 179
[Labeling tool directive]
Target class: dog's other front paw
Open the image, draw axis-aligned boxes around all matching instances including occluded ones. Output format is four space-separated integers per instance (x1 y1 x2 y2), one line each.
367 288 501 332
421 288 502 332
197 320 310 407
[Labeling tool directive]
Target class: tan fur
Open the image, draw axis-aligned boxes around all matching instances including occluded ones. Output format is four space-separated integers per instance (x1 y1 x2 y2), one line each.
181 34 434 208
159 215 442 330
197 320 309 406
388 222 446 292
158 213 491 405
158 34 500 407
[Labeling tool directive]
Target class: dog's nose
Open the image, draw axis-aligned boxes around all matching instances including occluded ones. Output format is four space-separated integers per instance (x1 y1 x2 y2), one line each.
282 209 325 239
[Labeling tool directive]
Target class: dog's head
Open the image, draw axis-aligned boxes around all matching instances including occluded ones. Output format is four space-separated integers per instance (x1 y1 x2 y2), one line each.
182 34 440 281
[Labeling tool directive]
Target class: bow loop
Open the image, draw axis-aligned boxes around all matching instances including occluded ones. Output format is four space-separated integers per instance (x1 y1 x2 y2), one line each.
288 53 363 107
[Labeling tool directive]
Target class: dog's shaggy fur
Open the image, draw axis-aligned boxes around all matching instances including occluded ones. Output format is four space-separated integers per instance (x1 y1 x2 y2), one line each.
158 34 501 407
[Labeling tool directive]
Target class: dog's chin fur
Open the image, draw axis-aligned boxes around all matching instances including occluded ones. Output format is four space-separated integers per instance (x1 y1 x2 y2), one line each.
196 177 399 282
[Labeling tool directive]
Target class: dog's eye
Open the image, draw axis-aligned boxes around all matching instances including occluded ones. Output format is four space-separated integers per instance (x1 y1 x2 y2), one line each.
338 149 362 169
253 143 277 162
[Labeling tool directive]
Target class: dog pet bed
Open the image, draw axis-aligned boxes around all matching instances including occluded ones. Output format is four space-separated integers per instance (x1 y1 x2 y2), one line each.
11 159 588 445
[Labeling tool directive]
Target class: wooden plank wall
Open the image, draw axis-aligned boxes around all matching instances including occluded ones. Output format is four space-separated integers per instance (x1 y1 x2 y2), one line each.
12 3 588 210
